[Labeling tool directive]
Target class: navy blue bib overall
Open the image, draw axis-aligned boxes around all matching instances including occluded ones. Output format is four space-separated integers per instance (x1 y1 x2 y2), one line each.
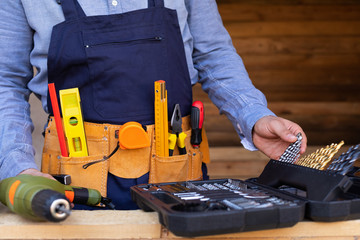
48 0 192 124
46 0 208 210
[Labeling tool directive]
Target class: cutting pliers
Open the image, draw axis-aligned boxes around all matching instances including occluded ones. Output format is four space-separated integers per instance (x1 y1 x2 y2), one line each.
168 104 187 156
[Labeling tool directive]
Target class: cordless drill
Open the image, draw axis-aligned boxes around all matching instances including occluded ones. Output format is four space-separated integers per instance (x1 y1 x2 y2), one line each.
0 174 114 222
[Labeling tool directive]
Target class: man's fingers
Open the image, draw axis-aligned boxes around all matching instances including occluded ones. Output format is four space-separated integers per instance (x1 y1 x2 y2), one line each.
19 168 56 180
299 133 308 154
270 119 298 143
253 116 308 159
275 120 308 155
284 132 298 143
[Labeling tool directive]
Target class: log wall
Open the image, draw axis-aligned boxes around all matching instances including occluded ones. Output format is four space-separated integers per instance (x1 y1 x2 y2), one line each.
194 0 360 147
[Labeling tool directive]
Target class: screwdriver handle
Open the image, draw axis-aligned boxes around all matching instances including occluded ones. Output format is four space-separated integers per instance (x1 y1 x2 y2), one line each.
177 131 187 155
190 101 204 148
168 133 177 156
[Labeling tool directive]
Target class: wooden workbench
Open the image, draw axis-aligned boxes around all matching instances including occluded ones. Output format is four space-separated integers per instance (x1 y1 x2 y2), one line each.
1 203 360 240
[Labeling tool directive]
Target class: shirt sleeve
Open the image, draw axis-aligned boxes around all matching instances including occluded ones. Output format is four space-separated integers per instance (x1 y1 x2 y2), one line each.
185 0 275 150
0 0 38 180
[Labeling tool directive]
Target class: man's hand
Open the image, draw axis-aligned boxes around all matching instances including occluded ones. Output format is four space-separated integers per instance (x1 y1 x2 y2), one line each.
18 169 74 208
19 168 55 180
253 116 307 160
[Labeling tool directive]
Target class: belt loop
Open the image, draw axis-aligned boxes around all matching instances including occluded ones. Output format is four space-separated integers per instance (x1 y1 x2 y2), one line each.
148 0 164 8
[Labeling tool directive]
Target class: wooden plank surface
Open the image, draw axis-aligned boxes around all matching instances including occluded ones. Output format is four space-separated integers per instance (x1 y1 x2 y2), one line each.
2 203 360 240
0 206 161 240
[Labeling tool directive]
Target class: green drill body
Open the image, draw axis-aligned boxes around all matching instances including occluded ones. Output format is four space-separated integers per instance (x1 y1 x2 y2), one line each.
0 175 103 222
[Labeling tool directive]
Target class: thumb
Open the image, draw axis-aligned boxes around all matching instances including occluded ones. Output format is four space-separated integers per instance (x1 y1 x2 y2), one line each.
271 121 298 143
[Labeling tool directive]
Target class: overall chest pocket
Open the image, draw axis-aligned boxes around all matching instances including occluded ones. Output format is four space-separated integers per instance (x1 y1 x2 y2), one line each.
83 25 167 122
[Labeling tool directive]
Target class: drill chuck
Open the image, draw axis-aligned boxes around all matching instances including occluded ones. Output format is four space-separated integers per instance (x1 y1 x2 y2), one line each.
52 199 71 220
31 189 71 222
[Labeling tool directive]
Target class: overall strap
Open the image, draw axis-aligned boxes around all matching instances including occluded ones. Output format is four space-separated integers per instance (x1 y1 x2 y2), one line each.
148 0 165 8
58 0 87 21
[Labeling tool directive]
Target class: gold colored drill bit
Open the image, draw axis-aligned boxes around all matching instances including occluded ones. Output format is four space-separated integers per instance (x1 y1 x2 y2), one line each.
295 141 344 170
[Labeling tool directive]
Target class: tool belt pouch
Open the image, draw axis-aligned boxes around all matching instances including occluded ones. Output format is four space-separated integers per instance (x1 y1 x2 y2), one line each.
42 116 210 195
148 117 210 184
41 117 110 197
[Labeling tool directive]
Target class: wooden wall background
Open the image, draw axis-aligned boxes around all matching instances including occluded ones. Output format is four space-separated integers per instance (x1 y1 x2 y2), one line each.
193 0 360 148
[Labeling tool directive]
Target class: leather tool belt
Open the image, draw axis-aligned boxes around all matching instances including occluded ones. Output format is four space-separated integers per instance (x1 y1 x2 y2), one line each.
41 116 210 197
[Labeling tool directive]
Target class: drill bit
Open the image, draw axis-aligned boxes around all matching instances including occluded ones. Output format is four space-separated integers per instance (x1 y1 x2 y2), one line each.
56 204 72 216
295 141 344 169
327 144 360 175
278 132 302 164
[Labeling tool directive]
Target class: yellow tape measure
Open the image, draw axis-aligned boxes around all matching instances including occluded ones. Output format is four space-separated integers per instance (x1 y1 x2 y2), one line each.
154 80 169 157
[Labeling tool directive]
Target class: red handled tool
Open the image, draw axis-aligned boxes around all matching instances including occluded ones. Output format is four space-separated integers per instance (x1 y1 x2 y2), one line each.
190 101 204 148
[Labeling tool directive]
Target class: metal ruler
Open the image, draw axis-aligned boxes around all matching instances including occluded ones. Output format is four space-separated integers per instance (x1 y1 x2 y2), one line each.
154 80 169 157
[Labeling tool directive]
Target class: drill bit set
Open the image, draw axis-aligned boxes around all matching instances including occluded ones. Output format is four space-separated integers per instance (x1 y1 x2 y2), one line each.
278 133 360 174
257 138 360 221
295 141 345 169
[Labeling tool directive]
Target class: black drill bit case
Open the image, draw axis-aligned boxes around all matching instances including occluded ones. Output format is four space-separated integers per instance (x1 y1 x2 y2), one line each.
254 159 360 222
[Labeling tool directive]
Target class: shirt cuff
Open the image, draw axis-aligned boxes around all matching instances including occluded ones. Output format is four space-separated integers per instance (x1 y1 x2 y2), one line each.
0 150 38 180
235 104 276 151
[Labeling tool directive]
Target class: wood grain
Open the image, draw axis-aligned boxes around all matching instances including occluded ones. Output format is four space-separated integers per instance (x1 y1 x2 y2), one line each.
196 1 360 146
2 204 360 240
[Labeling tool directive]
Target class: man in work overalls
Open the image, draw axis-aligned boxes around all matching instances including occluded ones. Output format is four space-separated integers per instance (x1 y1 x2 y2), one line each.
0 0 307 209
